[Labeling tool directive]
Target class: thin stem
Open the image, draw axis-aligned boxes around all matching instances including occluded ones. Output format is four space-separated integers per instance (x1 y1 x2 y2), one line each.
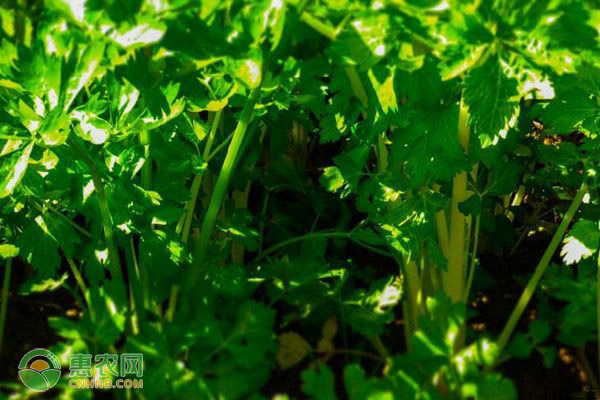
464 214 481 303
67 258 89 300
138 128 152 314
0 258 12 358
30 199 91 239
180 110 223 243
140 130 152 188
300 11 338 40
367 335 390 361
66 258 97 324
344 66 369 109
189 87 261 284
68 137 122 281
255 231 348 261
253 230 394 263
206 132 233 162
231 186 250 263
166 286 179 322
130 237 147 309
495 182 588 360
258 191 270 255
124 240 142 334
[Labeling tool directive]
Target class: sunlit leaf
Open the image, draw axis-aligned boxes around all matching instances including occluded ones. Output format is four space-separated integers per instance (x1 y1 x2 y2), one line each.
0 142 33 198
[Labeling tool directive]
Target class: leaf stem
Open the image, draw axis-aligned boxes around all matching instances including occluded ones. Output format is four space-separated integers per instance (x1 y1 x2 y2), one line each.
189 87 261 284
30 199 92 239
180 110 223 244
67 258 88 301
68 137 123 281
300 12 338 40
253 230 394 263
66 258 97 323
169 108 221 321
495 182 588 359
464 214 481 303
140 129 152 188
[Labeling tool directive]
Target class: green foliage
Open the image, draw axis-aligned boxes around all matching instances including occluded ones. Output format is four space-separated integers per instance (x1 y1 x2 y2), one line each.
0 0 599 399
464 55 519 146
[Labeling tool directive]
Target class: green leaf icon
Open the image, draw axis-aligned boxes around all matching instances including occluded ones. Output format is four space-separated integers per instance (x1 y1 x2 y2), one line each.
19 369 49 392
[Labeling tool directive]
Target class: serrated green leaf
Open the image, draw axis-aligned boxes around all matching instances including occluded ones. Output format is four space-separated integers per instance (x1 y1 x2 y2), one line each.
561 219 600 265
464 56 519 146
0 142 33 198
546 2 598 51
65 42 106 110
541 69 600 134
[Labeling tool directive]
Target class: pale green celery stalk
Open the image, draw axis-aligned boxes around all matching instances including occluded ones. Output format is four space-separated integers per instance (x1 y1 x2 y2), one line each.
68 137 123 281
442 98 470 304
404 259 421 332
189 87 261 285
167 110 223 321
0 258 12 358
496 182 588 358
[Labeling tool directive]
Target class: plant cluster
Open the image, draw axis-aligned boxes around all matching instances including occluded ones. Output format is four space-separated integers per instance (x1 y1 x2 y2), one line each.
0 0 599 399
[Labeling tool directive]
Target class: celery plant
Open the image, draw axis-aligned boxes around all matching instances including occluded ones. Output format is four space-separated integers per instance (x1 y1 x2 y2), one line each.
190 86 262 284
